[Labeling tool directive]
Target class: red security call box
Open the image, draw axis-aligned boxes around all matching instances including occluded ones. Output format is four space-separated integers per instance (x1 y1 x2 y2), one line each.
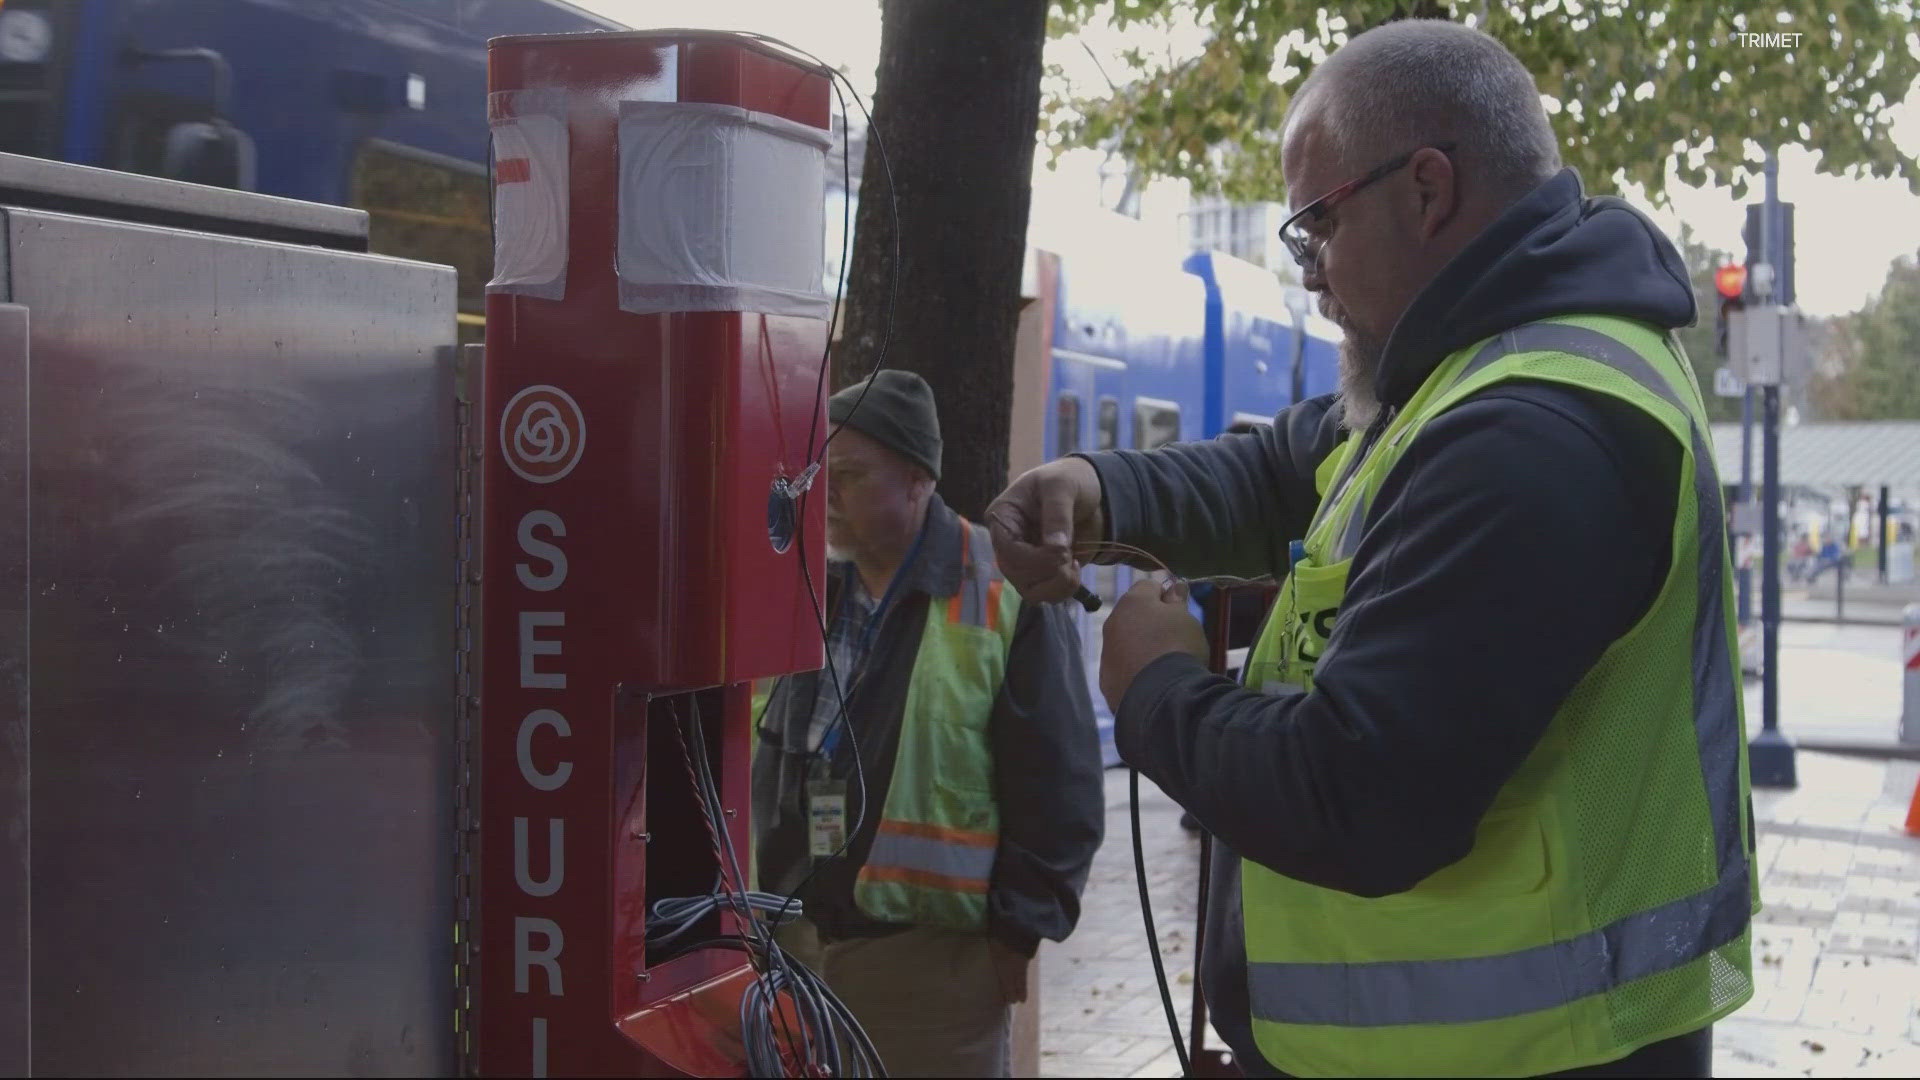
478 30 830 1077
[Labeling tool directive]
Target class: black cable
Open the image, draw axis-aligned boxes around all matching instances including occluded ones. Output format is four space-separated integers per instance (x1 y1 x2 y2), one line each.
665 925 893 1073
1132 769 1192 1076
670 699 788 1042
726 30 901 467
747 49 896 921
684 698 817 1067
803 75 857 467
687 698 760 931
767 516 874 931
653 930 887 1076
730 33 894 926
810 56 899 460
752 348 885 1076
653 29 899 1076
670 705 740 904
744 506 889 1075
1189 830 1215 1057
675 698 877 1075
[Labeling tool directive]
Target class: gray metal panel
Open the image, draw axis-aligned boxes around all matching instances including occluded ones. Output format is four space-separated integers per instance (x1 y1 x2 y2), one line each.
0 152 367 247
8 207 457 1076
1 301 29 1078
1711 421 1920 492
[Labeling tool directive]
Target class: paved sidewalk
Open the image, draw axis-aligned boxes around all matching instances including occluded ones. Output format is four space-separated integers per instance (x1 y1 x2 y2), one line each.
1743 622 1905 746
1038 769 1208 1079
1721 753 1920 1077
1040 756 1920 1078
1784 595 1908 626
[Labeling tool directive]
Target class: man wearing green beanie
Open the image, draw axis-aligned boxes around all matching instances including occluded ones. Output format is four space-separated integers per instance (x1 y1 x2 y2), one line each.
752 370 1104 1077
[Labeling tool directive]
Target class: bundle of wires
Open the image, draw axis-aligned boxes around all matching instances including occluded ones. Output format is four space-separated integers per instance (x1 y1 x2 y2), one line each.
646 697 887 1078
640 29 902 1077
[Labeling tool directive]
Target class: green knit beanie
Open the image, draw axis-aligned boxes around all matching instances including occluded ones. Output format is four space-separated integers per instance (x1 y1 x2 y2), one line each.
828 370 942 481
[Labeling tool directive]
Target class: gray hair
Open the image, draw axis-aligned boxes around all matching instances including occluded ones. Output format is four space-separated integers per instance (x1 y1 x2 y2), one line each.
1289 20 1561 199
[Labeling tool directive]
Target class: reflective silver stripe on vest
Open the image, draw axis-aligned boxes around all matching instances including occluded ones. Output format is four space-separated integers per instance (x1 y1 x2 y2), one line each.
1250 323 1750 1029
954 524 999 629
1249 863 1751 1027
1327 424 1419 560
1332 489 1371 560
1307 429 1375 546
957 568 985 627
865 828 995 885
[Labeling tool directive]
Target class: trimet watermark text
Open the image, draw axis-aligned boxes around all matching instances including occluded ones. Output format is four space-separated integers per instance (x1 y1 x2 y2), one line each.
1732 31 1803 48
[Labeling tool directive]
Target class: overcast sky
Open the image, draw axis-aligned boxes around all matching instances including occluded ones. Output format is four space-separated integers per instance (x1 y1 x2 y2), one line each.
578 0 1920 318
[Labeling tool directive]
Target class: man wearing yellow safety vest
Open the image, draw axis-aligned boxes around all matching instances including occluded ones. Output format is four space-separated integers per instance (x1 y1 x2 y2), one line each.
988 20 1755 1079
753 370 1103 1077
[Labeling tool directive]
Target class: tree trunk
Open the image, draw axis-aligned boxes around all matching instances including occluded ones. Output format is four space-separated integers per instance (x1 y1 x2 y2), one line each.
837 0 1048 521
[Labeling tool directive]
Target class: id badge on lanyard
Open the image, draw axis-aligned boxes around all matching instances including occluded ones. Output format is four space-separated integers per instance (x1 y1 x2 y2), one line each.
808 719 851 857
806 761 849 857
800 517 933 861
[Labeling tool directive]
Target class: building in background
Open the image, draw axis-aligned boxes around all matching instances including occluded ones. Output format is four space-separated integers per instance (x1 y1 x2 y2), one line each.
1180 194 1291 274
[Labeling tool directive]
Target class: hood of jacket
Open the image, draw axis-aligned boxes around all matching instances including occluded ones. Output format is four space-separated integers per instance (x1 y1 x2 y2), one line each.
1371 168 1698 410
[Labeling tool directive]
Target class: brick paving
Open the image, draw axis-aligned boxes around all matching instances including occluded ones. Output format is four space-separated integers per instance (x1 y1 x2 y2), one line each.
1039 769 1206 1079
1720 753 1920 1077
1040 756 1920 1078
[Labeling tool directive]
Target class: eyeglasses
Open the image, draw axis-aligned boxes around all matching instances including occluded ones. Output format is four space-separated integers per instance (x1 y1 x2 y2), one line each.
1278 143 1456 273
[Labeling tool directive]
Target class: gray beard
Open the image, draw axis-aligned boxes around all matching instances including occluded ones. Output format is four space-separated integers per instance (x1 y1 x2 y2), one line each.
1338 334 1387 431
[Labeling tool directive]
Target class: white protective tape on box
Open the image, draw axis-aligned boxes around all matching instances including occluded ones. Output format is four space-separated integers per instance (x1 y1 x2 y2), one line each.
616 100 831 319
488 89 569 300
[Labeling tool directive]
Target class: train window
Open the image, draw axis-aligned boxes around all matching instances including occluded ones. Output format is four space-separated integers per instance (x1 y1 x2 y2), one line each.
1096 397 1119 451
1134 399 1181 450
1056 393 1081 455
350 142 491 344
0 1 75 159
108 93 210 179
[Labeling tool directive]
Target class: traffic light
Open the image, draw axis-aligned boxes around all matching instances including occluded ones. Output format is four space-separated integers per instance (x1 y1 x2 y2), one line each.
1714 263 1747 359
1715 264 1748 301
1741 202 1794 305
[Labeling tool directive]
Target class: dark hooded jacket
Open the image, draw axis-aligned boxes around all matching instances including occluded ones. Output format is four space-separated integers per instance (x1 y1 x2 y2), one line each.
1079 170 1717 1075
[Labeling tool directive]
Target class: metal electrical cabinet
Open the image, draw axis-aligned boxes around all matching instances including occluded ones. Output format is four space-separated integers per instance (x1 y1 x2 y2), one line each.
0 153 459 1076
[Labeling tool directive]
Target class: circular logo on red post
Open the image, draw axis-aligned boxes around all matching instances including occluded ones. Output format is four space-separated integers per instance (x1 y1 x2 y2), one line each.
500 384 585 484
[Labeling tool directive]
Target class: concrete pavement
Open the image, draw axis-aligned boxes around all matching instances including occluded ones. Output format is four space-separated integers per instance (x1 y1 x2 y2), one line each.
1037 769 1210 1079
1722 753 1920 1077
1784 595 1908 625
1744 622 1907 747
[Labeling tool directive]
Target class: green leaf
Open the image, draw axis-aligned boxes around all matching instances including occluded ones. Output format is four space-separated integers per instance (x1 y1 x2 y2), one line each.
1040 0 1920 208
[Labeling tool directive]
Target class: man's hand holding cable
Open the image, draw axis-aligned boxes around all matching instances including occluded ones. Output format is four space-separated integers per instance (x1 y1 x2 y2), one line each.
1100 578 1208 714
985 457 1105 602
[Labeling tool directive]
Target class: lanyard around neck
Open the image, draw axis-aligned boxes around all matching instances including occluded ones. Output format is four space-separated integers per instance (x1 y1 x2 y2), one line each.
819 510 932 760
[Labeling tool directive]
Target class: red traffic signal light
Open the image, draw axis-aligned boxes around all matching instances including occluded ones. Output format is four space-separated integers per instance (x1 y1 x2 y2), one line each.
1715 264 1748 300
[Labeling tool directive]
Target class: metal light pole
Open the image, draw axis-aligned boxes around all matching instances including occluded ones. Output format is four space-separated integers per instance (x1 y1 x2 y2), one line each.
1748 148 1797 788
1739 388 1753 624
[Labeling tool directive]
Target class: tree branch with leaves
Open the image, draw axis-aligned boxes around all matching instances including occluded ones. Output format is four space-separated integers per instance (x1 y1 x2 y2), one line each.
1045 0 1920 205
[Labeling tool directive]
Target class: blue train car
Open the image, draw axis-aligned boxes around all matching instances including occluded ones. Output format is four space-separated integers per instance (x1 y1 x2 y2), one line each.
0 0 618 334
1184 250 1344 432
